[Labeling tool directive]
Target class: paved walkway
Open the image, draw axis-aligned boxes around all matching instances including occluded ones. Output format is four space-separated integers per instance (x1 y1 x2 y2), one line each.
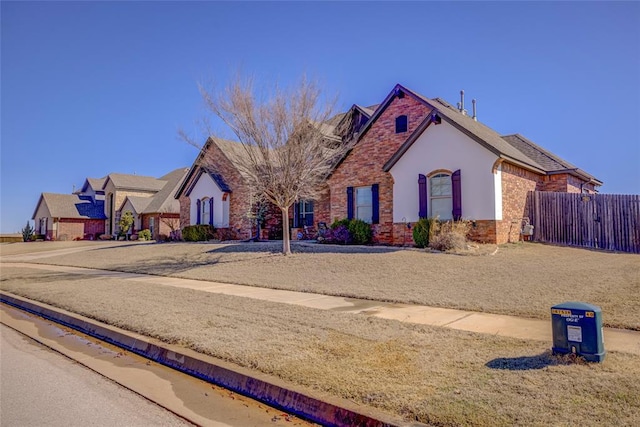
3 261 639 355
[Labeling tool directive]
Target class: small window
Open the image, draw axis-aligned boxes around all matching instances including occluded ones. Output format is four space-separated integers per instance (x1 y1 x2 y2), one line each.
201 197 210 225
355 186 373 223
149 217 155 236
395 115 408 133
297 200 314 227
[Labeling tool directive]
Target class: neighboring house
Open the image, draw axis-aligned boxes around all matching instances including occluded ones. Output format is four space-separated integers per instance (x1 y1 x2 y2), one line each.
31 193 106 240
327 84 601 244
118 168 189 240
175 138 260 240
102 173 168 235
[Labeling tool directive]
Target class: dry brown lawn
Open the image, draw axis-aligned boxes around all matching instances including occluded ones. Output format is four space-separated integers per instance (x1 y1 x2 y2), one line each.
7 240 639 330
1 265 639 426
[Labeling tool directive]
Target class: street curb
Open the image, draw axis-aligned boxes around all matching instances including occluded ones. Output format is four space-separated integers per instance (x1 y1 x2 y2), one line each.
1 291 425 427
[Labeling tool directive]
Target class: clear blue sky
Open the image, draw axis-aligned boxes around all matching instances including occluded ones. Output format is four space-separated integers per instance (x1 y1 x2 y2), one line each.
2 1 639 233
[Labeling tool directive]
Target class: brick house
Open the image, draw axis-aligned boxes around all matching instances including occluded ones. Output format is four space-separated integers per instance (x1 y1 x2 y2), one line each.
176 84 601 245
327 84 601 244
31 193 106 240
102 173 170 235
118 168 189 240
175 138 273 240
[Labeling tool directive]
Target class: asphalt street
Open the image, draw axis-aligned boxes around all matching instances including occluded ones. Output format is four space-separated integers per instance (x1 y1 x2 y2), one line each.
0 324 193 427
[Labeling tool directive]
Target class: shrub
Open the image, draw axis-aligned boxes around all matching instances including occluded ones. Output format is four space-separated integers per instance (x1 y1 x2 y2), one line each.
428 220 471 252
21 221 34 242
348 219 372 245
413 217 436 248
331 218 351 230
331 225 351 244
182 225 215 242
138 229 152 241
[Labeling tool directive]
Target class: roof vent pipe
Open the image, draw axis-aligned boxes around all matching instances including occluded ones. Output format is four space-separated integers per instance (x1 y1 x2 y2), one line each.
460 90 465 115
472 99 477 121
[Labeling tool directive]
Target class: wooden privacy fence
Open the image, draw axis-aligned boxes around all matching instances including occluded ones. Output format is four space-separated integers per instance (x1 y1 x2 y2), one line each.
527 191 640 253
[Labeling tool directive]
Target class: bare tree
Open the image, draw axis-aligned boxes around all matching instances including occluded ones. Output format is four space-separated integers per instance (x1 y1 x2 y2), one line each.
159 208 181 240
183 74 352 255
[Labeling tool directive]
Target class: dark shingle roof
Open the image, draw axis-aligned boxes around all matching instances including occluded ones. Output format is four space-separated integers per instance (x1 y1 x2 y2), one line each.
33 193 106 220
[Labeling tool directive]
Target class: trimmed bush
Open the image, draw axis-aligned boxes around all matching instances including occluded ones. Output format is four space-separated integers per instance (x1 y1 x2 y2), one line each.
348 219 372 245
413 217 436 248
138 229 152 241
182 225 215 242
322 218 372 245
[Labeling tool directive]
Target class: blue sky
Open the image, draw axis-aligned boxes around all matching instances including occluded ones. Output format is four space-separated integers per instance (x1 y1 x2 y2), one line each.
1 1 639 233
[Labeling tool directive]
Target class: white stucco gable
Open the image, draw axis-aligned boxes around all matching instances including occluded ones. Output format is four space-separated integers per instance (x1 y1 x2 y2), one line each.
188 172 230 228
389 120 502 223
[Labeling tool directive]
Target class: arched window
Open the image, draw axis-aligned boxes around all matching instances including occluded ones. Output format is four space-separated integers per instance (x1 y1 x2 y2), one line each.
201 197 210 225
430 173 452 220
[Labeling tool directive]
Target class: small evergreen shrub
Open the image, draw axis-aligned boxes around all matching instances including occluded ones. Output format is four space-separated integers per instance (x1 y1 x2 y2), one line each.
182 225 215 242
413 217 436 248
21 221 34 242
138 229 152 241
348 219 372 245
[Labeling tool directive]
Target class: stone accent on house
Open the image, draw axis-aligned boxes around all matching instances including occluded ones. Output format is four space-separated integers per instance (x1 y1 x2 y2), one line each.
328 92 432 244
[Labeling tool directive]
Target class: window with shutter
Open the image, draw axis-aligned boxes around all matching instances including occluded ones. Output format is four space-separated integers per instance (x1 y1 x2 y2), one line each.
430 173 453 220
196 199 201 224
355 186 373 223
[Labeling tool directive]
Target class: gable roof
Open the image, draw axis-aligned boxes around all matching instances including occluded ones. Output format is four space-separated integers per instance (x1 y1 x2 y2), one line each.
32 193 106 220
175 137 253 199
365 84 600 184
102 173 167 192
81 177 107 194
122 196 152 214
142 167 189 214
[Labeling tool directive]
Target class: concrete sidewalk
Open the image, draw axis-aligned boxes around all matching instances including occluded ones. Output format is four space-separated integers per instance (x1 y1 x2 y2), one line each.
4 261 639 355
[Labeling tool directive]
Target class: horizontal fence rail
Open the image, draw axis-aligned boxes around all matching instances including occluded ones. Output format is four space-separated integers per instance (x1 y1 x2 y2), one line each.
528 191 640 253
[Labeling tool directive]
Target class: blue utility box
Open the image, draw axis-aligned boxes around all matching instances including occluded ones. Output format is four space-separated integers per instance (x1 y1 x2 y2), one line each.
551 301 605 362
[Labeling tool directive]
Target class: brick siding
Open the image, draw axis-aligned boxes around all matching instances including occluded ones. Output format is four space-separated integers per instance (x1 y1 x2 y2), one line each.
328 92 432 244
53 219 105 241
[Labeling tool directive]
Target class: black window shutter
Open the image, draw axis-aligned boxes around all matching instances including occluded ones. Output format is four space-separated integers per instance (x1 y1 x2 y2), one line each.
418 174 427 218
452 170 462 220
293 202 300 228
371 184 379 224
196 199 201 225
347 187 354 220
209 198 214 226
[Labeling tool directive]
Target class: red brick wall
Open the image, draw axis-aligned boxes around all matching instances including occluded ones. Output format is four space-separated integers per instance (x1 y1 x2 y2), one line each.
141 213 180 240
55 219 105 241
328 92 432 244
499 163 541 243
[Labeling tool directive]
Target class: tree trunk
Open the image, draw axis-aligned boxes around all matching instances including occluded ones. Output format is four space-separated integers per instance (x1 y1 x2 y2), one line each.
281 207 291 255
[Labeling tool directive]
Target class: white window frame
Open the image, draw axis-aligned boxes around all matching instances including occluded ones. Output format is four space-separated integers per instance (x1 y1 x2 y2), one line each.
201 197 210 225
355 186 372 223
430 173 452 220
